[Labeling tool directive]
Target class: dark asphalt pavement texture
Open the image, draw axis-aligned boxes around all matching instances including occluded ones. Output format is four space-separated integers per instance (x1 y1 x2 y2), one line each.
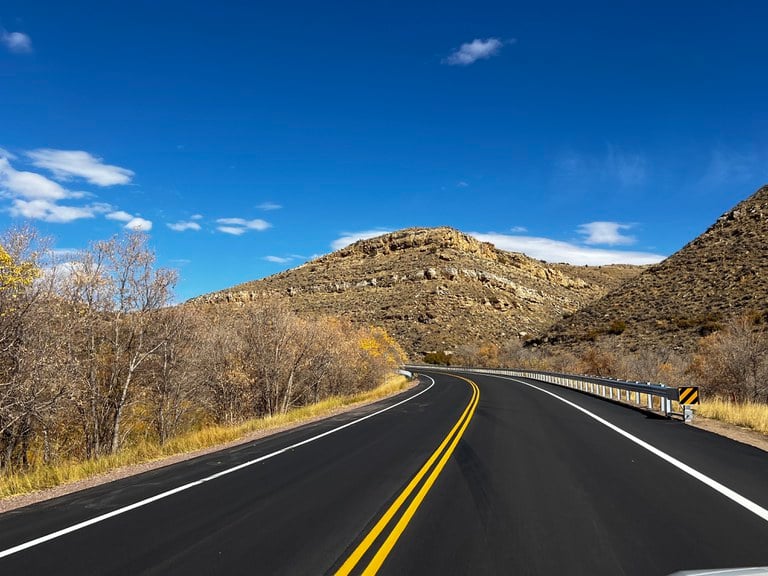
1 370 767 575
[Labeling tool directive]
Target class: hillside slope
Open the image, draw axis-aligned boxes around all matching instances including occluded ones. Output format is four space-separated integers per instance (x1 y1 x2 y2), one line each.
539 185 768 353
191 227 640 357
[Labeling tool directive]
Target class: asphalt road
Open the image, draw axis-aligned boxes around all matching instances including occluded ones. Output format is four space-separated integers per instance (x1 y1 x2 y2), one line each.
1 370 767 575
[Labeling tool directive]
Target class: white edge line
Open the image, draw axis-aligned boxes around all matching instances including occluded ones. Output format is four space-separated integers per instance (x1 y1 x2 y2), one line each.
489 373 768 524
0 376 436 559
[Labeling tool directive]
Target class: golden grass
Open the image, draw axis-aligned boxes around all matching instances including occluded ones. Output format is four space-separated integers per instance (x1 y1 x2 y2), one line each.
696 398 768 436
0 374 411 499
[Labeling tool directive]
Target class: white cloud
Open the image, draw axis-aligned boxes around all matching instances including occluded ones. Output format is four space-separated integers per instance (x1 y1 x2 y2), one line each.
257 202 282 211
0 152 109 224
577 222 636 246
191 214 203 220
456 181 469 188
264 255 292 263
510 226 528 233
167 220 201 232
0 152 141 226
1 30 32 53
443 38 507 66
106 210 133 222
107 209 152 231
9 199 99 223
26 149 134 186
470 232 664 266
215 217 271 235
331 229 391 251
0 157 78 200
217 226 246 236
124 217 152 231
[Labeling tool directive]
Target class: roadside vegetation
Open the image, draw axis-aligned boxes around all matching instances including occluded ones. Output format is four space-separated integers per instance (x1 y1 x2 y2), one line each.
426 315 768 436
0 374 409 499
0 226 407 497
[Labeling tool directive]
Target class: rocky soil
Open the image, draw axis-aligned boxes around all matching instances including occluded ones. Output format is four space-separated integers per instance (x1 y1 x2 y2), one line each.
539 185 768 353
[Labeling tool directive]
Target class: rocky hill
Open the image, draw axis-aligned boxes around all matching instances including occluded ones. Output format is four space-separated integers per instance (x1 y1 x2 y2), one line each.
539 185 768 353
191 227 641 357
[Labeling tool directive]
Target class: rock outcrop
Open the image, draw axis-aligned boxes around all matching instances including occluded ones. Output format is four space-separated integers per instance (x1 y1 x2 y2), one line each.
191 227 641 357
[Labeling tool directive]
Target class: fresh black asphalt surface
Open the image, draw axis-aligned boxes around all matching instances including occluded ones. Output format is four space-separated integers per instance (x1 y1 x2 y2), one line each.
1 370 767 575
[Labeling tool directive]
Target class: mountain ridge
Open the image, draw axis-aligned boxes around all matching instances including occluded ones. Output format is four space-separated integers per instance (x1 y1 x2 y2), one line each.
191 227 642 357
538 185 768 353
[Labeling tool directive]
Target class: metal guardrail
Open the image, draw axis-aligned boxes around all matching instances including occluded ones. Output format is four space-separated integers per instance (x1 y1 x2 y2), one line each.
405 364 697 420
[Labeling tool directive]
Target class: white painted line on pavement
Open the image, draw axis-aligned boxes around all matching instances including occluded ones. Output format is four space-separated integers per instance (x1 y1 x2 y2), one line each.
0 376 436 559
494 374 768 524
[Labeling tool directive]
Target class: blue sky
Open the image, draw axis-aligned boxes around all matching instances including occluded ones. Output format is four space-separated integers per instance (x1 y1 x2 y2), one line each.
1 1 767 300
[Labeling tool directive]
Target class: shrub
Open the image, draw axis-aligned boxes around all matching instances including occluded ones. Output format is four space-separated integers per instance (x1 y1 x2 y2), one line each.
689 315 768 402
606 320 627 335
423 351 452 365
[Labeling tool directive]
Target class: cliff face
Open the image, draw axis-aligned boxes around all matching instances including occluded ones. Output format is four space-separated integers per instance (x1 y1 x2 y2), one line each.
540 185 768 353
191 227 641 357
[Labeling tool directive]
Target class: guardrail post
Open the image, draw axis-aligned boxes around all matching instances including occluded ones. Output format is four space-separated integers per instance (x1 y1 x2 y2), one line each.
683 405 693 422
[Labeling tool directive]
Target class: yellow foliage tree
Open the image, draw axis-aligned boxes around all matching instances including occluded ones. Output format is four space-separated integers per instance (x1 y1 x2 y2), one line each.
358 326 407 367
0 244 39 295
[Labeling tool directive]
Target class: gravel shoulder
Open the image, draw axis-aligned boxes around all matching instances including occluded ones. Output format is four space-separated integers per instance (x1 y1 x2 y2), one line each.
689 415 768 454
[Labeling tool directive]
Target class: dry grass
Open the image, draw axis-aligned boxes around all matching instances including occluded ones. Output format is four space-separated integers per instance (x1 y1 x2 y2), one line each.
0 374 410 499
696 398 768 435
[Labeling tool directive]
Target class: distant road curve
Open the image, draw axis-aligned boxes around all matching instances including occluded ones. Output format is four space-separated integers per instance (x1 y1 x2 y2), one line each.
0 370 767 575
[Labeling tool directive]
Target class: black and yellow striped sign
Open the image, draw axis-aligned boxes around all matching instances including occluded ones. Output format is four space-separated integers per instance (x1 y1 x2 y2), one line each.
678 387 700 405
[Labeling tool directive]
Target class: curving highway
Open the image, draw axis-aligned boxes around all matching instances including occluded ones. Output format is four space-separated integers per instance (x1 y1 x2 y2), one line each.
1 370 767 575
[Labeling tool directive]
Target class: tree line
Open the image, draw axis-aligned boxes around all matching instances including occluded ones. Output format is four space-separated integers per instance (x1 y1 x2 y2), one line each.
0 226 406 473
432 317 768 404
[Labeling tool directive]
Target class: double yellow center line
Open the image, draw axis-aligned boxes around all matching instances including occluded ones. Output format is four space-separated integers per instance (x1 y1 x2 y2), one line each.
336 375 480 575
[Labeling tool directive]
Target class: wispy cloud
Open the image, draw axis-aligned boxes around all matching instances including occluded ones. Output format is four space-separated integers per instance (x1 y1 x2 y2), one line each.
167 220 202 232
27 149 134 186
257 202 282 211
443 38 510 66
331 229 391 251
577 221 636 246
556 145 647 188
510 226 527 233
215 217 271 235
700 148 758 187
264 255 292 263
470 232 664 266
106 210 133 222
217 226 245 236
1 29 32 53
